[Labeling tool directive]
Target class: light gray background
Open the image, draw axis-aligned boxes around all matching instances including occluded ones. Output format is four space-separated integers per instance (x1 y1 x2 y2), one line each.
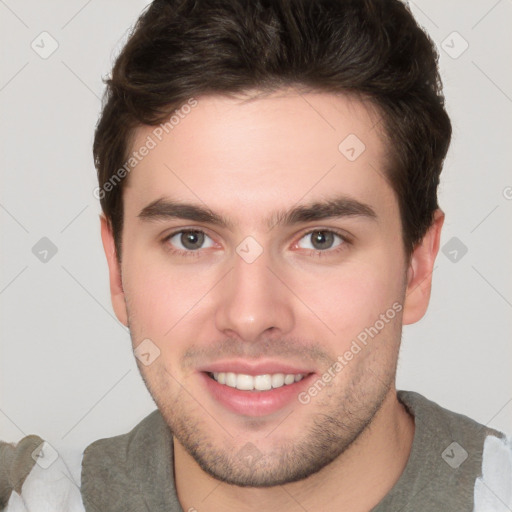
1 0 511 466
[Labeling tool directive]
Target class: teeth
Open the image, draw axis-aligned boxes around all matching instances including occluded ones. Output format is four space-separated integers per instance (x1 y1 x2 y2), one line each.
211 372 304 390
254 374 272 391
226 372 237 387
271 373 284 388
237 374 255 391
284 374 295 385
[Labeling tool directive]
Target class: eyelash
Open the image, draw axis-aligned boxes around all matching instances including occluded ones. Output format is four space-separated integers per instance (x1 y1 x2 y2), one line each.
161 228 351 259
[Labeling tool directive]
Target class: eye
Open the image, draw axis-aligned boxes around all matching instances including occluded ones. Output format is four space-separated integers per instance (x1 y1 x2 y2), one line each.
166 230 215 252
297 230 345 251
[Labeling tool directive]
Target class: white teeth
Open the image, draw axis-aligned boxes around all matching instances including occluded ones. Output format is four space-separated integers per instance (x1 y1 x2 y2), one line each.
284 374 295 385
211 372 304 390
271 373 285 388
254 374 272 391
226 372 237 387
236 374 254 391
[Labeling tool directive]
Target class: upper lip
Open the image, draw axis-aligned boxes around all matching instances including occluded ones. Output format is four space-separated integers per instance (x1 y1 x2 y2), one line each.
198 359 314 376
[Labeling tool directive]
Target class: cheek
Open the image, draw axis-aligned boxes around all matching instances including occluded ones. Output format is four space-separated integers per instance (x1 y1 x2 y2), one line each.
121 248 174 338
124 274 183 339
290 252 405 344
121 247 219 343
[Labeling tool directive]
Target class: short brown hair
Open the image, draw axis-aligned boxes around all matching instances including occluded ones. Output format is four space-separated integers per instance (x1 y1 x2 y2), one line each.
93 0 452 261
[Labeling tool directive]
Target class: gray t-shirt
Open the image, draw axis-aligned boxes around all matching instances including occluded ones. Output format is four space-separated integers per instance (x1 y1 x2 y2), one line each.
78 390 510 511
370 391 508 511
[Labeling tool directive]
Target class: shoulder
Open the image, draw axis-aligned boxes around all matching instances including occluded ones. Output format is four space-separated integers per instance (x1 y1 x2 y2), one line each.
398 390 507 445
82 409 165 466
80 409 178 511
396 390 511 510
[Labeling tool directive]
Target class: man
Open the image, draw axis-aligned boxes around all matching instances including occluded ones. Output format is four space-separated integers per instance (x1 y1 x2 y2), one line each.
1 0 510 511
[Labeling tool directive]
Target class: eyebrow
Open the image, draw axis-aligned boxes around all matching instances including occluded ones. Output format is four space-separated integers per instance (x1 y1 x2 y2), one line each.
138 195 377 230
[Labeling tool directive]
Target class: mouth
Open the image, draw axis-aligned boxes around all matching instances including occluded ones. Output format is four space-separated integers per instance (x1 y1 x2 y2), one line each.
198 363 314 417
208 371 305 391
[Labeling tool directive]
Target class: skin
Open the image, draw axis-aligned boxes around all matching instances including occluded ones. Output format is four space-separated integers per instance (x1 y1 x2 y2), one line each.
101 88 444 511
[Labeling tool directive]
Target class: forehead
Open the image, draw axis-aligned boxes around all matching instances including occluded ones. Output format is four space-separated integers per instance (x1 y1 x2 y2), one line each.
123 89 397 225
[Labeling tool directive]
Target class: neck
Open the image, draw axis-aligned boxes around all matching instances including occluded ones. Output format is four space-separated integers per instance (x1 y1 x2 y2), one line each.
174 387 414 512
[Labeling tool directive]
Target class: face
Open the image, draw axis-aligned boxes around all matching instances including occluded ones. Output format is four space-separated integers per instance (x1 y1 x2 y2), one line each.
102 89 439 487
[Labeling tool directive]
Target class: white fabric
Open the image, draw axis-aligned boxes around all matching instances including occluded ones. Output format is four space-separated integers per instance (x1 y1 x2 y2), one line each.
5 443 85 512
473 434 512 512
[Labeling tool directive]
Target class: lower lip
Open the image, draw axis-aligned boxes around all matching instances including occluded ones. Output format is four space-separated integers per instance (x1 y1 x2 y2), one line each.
200 372 314 417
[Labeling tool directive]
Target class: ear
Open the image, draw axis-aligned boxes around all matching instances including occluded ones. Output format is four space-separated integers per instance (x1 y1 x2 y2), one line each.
100 215 128 326
402 209 444 325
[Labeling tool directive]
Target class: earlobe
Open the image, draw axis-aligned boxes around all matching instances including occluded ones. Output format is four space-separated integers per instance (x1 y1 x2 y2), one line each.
402 209 445 325
100 215 128 326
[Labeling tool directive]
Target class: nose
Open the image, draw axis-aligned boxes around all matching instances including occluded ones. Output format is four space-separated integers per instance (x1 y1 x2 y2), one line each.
214 247 295 343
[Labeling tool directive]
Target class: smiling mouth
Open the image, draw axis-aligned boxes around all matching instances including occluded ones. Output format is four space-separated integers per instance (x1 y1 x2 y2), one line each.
207 372 306 391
